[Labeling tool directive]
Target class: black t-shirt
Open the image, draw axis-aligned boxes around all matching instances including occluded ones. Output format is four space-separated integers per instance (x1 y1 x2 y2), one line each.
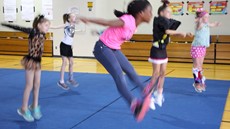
153 16 170 45
153 16 181 48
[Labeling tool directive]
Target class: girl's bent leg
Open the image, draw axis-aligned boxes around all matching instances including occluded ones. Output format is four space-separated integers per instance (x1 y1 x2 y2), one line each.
115 50 145 91
93 41 134 105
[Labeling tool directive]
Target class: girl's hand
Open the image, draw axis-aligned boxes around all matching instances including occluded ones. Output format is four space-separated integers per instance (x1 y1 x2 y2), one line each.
186 32 193 37
79 17 89 24
180 32 187 38
214 22 221 27
209 21 221 27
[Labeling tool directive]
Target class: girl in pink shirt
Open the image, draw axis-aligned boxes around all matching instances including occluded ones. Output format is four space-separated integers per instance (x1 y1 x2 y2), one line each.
80 0 152 122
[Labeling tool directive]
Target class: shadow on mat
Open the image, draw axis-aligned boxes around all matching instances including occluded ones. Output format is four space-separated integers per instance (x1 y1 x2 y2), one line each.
152 114 216 129
0 119 38 129
40 90 81 99
15 120 37 129
164 87 228 99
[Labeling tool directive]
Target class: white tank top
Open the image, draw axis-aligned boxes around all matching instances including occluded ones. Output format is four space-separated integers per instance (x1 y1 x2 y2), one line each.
62 22 75 46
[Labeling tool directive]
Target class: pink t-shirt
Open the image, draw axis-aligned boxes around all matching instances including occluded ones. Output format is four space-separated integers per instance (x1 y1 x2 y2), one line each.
99 14 136 49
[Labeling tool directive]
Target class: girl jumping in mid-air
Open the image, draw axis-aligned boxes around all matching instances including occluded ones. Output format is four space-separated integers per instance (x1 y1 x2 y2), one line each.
51 13 79 90
191 8 220 93
1 15 50 122
145 0 192 110
80 0 153 121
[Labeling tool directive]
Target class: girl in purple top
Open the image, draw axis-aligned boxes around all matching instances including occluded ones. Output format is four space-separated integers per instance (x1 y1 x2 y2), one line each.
80 0 152 121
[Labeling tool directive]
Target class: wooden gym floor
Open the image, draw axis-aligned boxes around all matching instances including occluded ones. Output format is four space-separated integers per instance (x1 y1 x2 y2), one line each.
0 55 229 128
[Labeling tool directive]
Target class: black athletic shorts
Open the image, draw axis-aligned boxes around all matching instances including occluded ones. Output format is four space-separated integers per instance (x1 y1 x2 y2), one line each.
60 42 73 57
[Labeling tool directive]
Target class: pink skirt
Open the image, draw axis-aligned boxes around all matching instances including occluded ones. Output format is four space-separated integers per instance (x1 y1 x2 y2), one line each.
190 46 206 58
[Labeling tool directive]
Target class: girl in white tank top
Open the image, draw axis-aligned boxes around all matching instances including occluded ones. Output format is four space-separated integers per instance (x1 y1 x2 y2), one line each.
50 13 79 90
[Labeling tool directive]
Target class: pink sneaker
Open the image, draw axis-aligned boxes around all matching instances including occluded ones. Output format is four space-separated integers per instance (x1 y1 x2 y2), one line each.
143 83 153 96
131 94 151 122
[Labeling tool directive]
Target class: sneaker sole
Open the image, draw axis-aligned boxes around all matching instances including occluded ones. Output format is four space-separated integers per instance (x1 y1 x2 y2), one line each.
57 82 70 90
136 94 151 122
201 83 206 92
150 102 156 110
17 109 34 122
28 105 42 120
149 97 156 110
155 97 164 107
193 83 202 93
67 81 79 87
202 88 206 92
33 115 42 120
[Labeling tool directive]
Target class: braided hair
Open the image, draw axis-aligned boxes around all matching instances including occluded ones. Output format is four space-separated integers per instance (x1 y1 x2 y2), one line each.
158 0 170 15
114 0 151 18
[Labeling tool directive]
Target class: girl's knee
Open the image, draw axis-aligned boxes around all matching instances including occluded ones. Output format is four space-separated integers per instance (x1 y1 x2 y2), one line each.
159 71 166 78
25 85 33 91
33 83 40 89
69 60 74 67
62 60 68 66
153 71 160 78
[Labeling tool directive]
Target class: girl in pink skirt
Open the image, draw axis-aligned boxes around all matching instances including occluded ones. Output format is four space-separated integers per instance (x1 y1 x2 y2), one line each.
191 8 220 93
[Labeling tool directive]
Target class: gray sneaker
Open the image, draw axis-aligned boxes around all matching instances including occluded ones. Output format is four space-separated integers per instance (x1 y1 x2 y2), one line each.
57 81 69 90
67 79 79 87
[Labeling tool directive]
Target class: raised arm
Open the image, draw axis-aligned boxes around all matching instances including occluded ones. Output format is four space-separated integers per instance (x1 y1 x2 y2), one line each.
166 30 185 37
165 30 192 38
50 24 66 29
209 21 220 28
75 29 83 32
80 17 124 27
1 23 32 34
169 19 181 30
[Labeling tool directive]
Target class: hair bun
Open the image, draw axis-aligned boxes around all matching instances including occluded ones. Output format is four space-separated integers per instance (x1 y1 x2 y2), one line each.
38 15 45 20
161 0 170 5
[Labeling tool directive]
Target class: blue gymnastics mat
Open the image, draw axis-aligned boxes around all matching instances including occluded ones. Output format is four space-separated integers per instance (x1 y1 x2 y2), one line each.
0 69 229 129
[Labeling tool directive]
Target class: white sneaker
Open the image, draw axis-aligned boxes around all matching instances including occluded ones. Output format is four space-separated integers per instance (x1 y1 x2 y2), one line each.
149 97 156 110
154 91 164 107
201 76 206 85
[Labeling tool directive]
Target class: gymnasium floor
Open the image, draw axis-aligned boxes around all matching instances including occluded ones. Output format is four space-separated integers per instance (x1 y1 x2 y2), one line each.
0 55 229 129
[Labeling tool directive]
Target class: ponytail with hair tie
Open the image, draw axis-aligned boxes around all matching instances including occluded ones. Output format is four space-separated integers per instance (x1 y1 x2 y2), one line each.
161 0 170 6
114 10 127 18
63 13 70 23
33 14 48 29
158 0 170 15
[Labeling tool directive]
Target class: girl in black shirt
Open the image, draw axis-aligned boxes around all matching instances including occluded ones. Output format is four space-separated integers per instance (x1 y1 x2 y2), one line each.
145 0 192 110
